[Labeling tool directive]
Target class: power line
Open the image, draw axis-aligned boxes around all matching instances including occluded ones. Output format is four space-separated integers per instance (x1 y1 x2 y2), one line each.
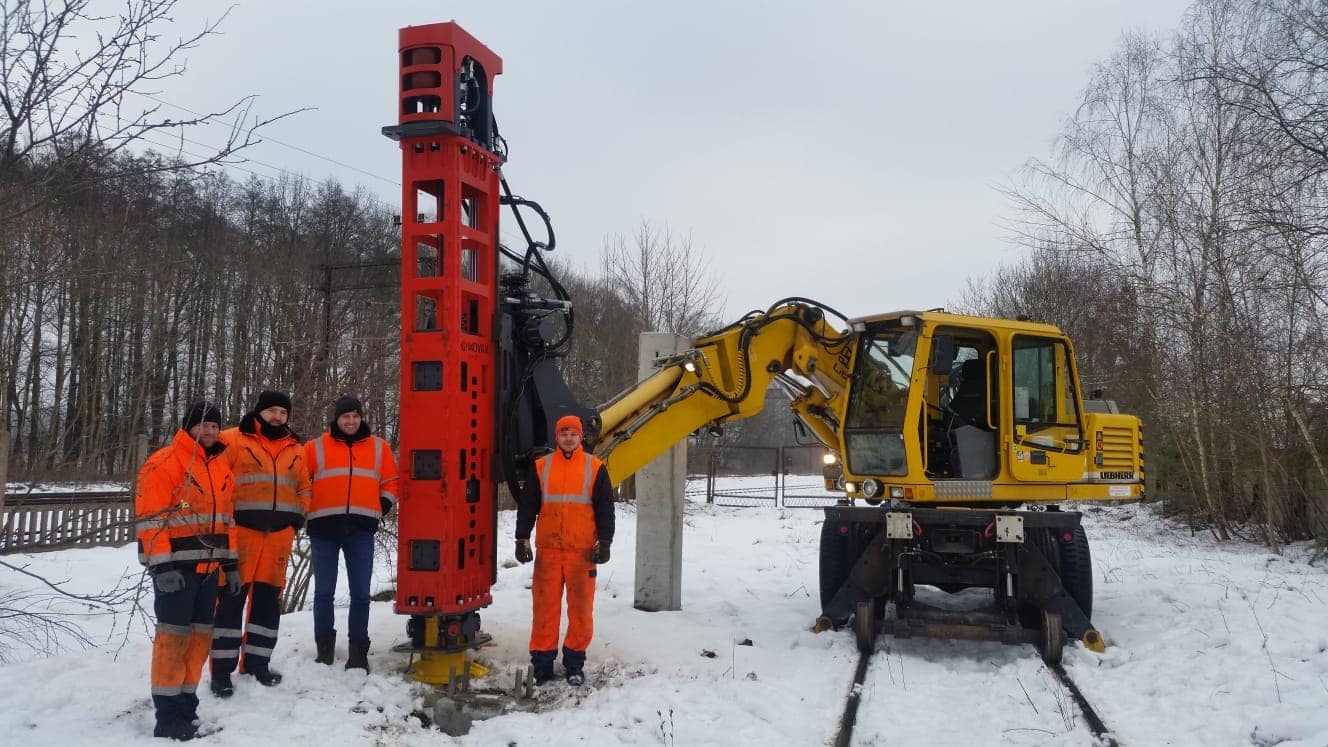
125 90 402 187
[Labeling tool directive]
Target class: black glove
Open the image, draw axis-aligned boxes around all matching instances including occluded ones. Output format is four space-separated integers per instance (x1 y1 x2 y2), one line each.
153 569 185 594
380 497 394 517
224 570 244 597
515 538 533 564
592 541 611 564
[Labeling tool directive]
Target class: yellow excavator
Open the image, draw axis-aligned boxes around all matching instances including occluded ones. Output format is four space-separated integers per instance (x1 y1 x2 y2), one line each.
500 279 1144 664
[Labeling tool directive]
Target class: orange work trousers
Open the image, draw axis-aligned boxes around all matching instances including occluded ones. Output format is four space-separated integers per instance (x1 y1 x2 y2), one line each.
529 547 597 653
232 526 295 587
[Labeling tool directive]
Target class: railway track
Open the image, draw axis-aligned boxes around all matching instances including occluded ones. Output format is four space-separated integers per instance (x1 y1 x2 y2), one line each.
831 648 1119 746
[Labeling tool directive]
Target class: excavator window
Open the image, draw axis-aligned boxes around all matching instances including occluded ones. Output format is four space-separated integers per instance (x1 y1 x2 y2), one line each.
844 331 917 476
1012 335 1084 453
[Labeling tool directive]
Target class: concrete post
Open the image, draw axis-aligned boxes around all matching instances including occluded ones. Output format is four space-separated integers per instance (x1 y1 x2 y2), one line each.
632 332 687 612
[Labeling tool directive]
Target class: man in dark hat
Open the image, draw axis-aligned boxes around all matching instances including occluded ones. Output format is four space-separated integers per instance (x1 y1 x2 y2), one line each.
135 401 240 740
303 395 398 671
209 390 311 696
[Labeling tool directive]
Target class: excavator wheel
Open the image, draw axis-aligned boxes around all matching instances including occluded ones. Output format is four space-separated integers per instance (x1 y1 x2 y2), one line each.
1060 525 1094 620
1038 610 1065 665
853 601 877 653
818 518 853 610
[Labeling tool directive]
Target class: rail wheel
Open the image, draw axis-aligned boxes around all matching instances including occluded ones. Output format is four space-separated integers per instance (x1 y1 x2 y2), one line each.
853 601 877 653
1039 610 1065 665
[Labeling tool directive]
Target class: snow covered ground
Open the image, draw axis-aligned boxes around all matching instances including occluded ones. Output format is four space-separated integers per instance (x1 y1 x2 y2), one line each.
1 480 1325 745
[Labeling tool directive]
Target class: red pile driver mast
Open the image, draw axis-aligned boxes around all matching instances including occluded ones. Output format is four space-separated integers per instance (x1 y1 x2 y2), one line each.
382 21 502 682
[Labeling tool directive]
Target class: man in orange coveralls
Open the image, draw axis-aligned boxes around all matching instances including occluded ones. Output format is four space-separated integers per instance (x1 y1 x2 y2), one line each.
209 390 311 696
135 401 240 741
514 414 615 686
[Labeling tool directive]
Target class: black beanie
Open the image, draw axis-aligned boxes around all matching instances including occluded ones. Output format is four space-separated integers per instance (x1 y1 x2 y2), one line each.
181 401 222 431
255 390 293 413
333 396 364 419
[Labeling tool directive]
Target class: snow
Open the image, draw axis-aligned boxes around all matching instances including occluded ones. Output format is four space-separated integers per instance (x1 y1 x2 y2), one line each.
1 479 1326 746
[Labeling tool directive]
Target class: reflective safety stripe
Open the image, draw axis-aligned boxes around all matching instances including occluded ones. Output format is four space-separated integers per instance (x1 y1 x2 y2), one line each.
191 623 214 634
313 437 326 474
380 491 396 505
245 622 279 638
233 499 304 512
157 622 192 636
237 474 295 488
139 513 231 531
181 683 198 695
212 627 243 639
538 453 595 504
168 549 219 562
210 649 239 660
312 466 378 481
307 505 383 521
152 685 184 696
307 507 347 520
142 551 173 566
544 493 592 504
347 505 381 519
242 644 274 657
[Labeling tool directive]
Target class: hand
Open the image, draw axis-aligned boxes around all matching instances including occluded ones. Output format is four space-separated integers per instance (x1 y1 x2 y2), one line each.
224 570 244 597
380 497 394 517
591 541 610 564
153 569 185 594
515 539 533 564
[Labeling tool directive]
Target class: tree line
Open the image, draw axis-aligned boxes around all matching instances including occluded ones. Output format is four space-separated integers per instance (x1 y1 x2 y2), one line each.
0 143 724 482
966 0 1328 549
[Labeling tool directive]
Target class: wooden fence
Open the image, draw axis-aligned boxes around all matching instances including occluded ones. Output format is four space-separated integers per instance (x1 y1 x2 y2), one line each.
1 490 133 553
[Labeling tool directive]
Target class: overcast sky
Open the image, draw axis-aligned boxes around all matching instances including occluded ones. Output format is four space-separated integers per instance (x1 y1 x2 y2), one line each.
147 0 1193 322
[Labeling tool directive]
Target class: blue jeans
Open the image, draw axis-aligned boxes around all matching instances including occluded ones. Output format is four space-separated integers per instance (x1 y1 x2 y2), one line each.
310 530 375 646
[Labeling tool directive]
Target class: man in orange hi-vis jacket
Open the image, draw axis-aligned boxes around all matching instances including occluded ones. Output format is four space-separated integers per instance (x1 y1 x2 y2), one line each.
514 414 615 686
304 396 398 673
209 390 311 697
135 401 240 741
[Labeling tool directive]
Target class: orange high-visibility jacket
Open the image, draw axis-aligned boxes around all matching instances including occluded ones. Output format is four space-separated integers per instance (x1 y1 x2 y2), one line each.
526 448 613 551
135 429 238 572
304 432 399 528
219 426 311 531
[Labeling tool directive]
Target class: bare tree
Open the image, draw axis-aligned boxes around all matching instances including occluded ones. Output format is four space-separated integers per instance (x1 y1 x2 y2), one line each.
600 220 726 339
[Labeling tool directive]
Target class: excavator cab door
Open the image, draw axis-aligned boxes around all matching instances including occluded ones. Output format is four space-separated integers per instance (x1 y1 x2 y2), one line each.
1007 335 1087 484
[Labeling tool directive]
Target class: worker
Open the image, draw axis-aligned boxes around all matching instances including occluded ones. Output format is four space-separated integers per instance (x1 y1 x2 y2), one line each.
209 390 311 696
135 401 240 741
514 414 615 686
304 395 398 672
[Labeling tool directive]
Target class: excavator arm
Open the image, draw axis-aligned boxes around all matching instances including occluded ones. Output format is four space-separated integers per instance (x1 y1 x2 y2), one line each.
592 300 854 484
498 278 854 491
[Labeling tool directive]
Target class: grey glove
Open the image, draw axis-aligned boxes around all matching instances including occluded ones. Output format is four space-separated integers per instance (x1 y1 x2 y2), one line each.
153 569 185 594
515 538 533 564
224 570 244 597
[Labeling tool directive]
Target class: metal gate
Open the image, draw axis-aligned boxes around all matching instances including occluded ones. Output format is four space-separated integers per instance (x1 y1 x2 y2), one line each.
699 445 841 508
778 445 840 508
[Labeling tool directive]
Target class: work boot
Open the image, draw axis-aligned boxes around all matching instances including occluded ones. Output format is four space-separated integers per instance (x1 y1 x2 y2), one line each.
153 719 199 741
209 674 234 699
315 638 335 665
532 664 555 685
247 667 283 687
345 642 370 673
565 667 585 687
